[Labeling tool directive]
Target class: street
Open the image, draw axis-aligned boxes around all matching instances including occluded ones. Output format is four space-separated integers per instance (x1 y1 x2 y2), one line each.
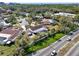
28 29 79 56
66 42 79 56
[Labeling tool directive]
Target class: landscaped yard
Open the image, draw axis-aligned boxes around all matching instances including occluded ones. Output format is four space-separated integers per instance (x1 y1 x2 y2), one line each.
25 33 64 54
0 45 17 56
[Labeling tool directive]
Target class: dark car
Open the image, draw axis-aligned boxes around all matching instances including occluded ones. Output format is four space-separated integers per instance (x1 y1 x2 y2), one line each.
58 39 62 42
68 32 73 35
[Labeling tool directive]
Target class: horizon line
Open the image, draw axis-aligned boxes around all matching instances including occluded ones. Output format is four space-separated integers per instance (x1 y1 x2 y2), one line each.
0 2 79 4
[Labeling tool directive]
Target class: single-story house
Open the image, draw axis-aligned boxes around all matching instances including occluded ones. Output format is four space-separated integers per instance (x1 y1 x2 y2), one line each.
18 12 29 16
18 18 29 31
35 15 43 19
0 19 11 28
73 21 79 26
6 9 13 14
0 7 6 13
41 18 55 25
54 12 76 18
0 27 22 44
27 25 48 35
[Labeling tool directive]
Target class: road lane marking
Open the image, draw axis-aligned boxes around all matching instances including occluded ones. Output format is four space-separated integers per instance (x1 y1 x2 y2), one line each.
65 41 79 56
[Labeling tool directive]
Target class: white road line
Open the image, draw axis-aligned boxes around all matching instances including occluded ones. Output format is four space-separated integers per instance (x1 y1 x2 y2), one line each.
65 41 79 56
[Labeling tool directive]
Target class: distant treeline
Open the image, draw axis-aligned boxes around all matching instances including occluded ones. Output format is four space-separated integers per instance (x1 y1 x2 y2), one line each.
0 2 79 14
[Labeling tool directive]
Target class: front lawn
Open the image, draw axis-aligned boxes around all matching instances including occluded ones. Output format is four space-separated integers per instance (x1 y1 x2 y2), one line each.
0 45 16 56
25 33 64 54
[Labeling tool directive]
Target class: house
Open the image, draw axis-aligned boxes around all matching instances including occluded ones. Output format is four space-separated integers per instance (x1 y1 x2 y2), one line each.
30 22 36 27
0 7 6 13
0 27 22 44
17 18 29 31
0 17 11 29
54 12 76 18
41 18 55 25
73 20 79 26
18 12 29 16
35 15 43 19
6 9 13 14
27 25 48 35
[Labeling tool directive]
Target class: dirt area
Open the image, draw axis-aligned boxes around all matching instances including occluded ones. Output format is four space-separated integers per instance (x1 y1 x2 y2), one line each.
58 36 79 56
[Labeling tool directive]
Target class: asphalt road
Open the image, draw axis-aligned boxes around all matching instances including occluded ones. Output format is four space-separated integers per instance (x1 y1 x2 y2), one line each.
28 29 79 56
30 35 68 56
66 42 79 56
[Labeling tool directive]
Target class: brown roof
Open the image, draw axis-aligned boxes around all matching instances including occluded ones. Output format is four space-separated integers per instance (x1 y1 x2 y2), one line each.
30 25 44 31
0 27 21 39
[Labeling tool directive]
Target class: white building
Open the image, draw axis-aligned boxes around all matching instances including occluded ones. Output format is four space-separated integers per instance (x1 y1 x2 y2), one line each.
54 12 76 18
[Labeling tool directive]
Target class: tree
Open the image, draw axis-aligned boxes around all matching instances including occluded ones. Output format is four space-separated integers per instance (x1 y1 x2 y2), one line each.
7 15 17 25
14 32 29 56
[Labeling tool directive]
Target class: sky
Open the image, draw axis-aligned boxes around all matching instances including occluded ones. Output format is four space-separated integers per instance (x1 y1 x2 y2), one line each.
0 0 78 4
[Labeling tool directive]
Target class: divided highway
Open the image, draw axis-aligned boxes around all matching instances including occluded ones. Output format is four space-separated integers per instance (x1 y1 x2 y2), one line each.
66 42 79 56
28 29 79 56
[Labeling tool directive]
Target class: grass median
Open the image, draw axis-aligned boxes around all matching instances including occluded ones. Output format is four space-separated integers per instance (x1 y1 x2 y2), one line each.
25 33 64 54
58 35 79 56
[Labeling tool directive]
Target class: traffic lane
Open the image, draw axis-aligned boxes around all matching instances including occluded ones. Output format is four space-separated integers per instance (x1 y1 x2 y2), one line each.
35 29 79 56
72 30 79 37
47 39 68 56
29 29 79 56
38 34 78 56
46 38 69 56
42 29 79 56
36 35 68 56
48 34 79 56
72 47 79 56
67 44 79 56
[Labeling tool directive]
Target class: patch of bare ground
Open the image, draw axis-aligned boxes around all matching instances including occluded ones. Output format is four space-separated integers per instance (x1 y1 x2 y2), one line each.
58 36 79 56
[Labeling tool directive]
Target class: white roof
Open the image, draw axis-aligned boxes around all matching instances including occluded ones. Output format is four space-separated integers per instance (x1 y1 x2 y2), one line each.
0 33 11 38
19 18 29 26
54 12 75 16
42 18 55 23
33 27 47 33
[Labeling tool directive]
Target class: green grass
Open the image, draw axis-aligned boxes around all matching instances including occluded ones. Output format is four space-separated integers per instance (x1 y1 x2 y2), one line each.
25 33 64 54
0 45 16 56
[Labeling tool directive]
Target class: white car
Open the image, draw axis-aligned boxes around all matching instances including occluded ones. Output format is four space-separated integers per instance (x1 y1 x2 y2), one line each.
51 50 57 56
6 41 11 44
67 36 71 41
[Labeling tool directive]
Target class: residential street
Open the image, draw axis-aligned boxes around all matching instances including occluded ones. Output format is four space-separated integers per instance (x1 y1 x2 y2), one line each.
28 29 79 56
